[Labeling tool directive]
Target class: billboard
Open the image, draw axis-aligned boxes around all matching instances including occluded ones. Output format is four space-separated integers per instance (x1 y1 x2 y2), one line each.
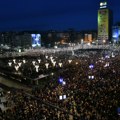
31 34 41 47
98 9 109 42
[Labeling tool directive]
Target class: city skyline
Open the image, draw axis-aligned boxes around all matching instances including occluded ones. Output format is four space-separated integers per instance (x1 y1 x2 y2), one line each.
0 0 120 32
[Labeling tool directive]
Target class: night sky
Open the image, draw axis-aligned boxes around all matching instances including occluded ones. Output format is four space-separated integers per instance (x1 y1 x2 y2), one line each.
0 0 120 32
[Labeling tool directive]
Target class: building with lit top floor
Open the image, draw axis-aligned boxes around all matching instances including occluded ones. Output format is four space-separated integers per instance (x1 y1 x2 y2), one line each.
97 0 113 44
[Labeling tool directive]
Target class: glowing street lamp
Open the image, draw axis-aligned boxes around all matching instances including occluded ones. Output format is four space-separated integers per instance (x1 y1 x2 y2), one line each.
52 61 56 67
13 59 16 64
51 59 54 63
45 55 48 59
59 63 62 67
8 62 12 67
32 61 36 66
35 65 39 72
45 63 49 69
18 62 22 67
15 65 19 71
38 59 41 63
50 56 53 61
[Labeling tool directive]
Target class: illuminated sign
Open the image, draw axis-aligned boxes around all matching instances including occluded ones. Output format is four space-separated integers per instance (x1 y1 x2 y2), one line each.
100 2 107 9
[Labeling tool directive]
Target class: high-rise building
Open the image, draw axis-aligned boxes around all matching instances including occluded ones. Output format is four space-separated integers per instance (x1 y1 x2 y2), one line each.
98 0 113 44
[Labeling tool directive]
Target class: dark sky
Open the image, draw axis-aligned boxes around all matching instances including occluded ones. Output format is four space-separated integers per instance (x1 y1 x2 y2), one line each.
0 0 120 32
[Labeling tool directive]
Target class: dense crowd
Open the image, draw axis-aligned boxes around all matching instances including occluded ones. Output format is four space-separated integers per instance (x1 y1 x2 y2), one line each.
0 50 120 120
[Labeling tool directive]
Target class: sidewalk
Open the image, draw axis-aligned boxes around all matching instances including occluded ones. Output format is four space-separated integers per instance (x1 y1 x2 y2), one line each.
0 76 31 92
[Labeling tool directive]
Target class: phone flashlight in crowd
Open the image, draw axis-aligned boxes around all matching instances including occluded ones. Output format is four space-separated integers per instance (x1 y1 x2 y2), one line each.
89 64 94 69
63 95 66 99
62 81 66 85
58 78 63 83
59 95 63 100
59 95 67 100
88 75 94 80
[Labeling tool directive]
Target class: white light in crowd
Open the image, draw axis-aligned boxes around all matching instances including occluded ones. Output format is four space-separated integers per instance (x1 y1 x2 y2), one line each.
59 63 62 67
88 75 94 79
59 95 63 100
18 62 22 67
8 62 12 67
13 59 16 64
62 81 66 85
38 59 41 63
76 62 78 65
59 95 66 100
50 56 53 60
35 65 39 72
51 73 54 75
68 60 72 64
91 76 94 79
7 91 10 94
54 45 58 49
32 61 36 66
45 63 49 69
59 78 63 83
105 55 110 58
19 49 21 53
101 57 104 60
63 95 66 99
104 62 109 67
45 55 48 59
112 52 115 57
15 65 19 71
51 59 54 63
23 60 26 63
89 64 94 69
52 61 56 67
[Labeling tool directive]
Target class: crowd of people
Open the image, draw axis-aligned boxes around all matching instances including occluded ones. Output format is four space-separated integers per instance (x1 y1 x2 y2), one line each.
0 49 120 119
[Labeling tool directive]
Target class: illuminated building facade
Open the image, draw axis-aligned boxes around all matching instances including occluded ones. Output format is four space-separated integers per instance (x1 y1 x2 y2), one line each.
112 25 120 43
98 1 113 44
84 34 92 43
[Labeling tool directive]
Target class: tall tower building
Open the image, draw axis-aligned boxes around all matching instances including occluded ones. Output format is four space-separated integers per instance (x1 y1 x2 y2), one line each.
98 0 112 44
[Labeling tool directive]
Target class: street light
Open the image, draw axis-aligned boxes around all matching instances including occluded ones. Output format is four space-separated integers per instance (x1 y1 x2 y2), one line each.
59 63 62 67
13 59 16 64
15 65 19 71
8 62 12 67
32 61 36 66
52 61 56 67
38 59 41 63
45 55 48 59
35 65 39 72
45 63 49 69
18 62 22 67
50 56 53 61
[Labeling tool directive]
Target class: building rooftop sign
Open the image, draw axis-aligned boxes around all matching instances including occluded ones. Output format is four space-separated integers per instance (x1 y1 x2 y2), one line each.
100 1 107 9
